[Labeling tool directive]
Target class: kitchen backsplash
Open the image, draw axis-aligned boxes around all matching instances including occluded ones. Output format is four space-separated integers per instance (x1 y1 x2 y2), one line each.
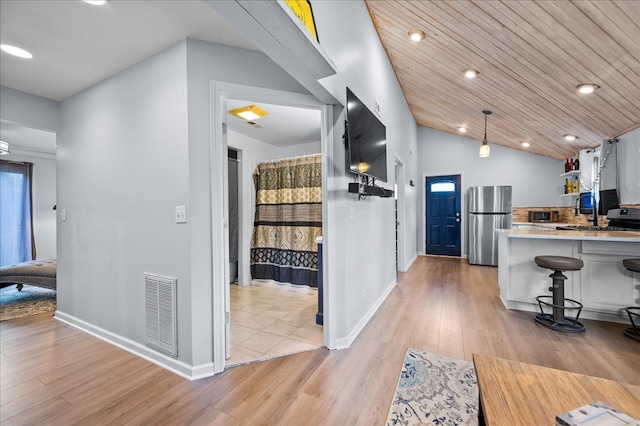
512 204 640 225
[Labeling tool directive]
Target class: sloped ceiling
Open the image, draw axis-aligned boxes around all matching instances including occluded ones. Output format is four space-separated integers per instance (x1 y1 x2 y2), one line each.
366 0 640 159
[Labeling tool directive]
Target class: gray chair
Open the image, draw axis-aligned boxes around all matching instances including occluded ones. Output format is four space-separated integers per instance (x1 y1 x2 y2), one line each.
622 258 640 342
534 255 585 333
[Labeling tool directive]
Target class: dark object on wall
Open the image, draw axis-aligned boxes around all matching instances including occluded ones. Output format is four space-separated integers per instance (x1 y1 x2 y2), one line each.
598 188 619 216
316 238 323 325
228 149 239 283
348 182 393 198
345 87 388 182
410 180 415 187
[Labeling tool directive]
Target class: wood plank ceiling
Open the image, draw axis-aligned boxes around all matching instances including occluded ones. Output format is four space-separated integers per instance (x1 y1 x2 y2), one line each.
366 0 640 159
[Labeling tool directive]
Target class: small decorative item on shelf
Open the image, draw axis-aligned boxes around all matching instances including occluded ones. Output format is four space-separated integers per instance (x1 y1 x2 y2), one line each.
564 157 580 172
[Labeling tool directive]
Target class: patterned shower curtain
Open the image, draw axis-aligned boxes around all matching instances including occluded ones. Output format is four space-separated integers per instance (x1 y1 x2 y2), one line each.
250 154 322 287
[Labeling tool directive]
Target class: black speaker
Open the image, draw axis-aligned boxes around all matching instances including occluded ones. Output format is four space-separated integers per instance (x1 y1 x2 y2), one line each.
348 182 394 198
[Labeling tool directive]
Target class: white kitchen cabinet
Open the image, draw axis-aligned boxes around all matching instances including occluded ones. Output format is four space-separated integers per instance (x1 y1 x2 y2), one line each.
497 229 640 323
579 253 639 312
498 233 579 307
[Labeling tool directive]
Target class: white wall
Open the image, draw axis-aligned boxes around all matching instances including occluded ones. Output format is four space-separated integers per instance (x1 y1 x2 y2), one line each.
278 140 321 158
0 86 60 132
617 127 640 204
417 126 564 256
309 0 420 345
3 151 57 260
55 37 316 376
228 130 321 286
57 40 192 366
418 127 564 206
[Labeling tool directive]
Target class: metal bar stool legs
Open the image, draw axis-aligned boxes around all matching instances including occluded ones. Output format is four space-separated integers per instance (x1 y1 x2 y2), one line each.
622 259 640 342
534 256 585 333
623 307 640 342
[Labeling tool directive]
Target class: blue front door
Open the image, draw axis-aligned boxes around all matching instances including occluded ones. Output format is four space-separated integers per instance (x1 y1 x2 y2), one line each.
426 175 461 256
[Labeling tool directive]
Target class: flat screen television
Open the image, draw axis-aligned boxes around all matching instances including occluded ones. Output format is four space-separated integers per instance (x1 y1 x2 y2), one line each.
346 87 387 182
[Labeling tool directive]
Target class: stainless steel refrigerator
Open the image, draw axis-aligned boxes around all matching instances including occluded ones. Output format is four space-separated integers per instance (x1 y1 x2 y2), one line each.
468 186 512 266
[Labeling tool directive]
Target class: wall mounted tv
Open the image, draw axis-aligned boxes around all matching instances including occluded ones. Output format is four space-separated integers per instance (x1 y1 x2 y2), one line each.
346 87 387 182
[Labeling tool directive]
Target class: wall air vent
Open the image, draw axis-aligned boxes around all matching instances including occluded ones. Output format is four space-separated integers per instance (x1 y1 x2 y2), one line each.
144 273 177 358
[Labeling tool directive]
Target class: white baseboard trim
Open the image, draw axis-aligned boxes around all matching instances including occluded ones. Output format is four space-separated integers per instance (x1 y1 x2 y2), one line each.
334 279 397 350
501 301 628 324
54 311 215 381
405 253 418 270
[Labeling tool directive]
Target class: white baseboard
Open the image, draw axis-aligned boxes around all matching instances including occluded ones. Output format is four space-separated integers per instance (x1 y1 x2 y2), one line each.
334 279 396 349
54 311 215 381
501 301 628 324
405 253 418 270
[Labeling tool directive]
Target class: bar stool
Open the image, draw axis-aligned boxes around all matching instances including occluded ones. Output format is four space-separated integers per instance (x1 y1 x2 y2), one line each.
622 258 640 342
534 255 585 333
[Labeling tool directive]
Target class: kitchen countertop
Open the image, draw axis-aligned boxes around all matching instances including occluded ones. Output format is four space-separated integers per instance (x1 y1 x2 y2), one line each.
497 228 640 242
512 221 571 228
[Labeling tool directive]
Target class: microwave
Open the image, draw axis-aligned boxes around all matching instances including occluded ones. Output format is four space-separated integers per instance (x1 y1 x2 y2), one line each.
528 210 559 222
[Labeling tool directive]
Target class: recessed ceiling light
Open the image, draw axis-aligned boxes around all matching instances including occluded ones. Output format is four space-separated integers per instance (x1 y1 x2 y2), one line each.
563 134 578 142
83 0 108 5
463 69 479 79
458 126 467 133
0 44 33 59
521 142 530 147
576 83 600 94
408 29 426 42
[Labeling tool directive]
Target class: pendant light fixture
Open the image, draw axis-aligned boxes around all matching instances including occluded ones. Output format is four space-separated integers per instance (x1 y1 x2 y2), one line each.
479 110 492 158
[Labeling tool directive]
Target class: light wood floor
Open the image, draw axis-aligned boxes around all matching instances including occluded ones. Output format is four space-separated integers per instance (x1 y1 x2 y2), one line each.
1 256 638 425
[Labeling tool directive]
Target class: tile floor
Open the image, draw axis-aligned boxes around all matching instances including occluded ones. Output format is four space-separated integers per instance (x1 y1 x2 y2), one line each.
225 280 324 367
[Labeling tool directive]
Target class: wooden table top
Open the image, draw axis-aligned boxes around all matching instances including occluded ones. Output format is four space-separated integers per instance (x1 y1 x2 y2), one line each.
473 354 640 425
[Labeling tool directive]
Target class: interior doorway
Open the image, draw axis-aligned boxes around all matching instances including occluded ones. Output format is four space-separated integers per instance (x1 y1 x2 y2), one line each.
211 83 331 372
425 174 462 256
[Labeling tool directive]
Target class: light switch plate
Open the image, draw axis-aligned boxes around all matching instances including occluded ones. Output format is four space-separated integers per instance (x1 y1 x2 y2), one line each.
175 206 187 223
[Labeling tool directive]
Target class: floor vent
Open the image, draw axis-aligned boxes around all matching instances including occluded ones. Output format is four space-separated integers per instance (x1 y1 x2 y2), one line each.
144 273 177 358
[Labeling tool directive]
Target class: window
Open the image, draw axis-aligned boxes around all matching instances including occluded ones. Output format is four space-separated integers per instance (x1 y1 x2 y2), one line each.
0 160 35 266
430 181 455 192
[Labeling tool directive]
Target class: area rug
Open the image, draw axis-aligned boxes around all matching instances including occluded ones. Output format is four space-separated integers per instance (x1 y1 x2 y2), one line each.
386 349 479 426
0 284 56 321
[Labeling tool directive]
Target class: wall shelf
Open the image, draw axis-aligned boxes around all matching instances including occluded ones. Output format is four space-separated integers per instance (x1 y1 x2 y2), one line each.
560 170 580 178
